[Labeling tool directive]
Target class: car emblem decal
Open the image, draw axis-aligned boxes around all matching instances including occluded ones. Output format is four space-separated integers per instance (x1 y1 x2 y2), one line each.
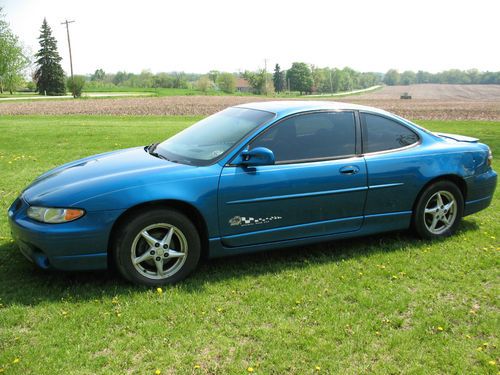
229 215 282 227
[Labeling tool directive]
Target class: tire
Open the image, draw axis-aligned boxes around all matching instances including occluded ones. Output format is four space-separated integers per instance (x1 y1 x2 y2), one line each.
113 208 201 286
412 181 464 239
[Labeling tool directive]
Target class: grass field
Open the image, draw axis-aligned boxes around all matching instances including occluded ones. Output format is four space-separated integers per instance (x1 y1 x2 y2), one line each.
0 116 498 374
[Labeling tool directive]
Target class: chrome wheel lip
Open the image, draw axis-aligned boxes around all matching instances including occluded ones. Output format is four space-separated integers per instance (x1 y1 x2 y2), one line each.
424 190 457 235
131 223 188 280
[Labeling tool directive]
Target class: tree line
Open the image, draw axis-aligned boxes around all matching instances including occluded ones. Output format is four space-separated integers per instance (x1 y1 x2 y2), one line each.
383 69 500 85
86 63 383 95
1 9 500 97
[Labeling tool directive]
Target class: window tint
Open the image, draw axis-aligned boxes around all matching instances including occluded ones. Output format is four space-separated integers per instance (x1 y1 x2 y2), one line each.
157 107 274 164
250 112 356 163
362 113 419 153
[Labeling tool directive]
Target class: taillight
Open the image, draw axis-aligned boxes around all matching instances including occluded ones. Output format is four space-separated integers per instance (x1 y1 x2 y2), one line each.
487 148 493 167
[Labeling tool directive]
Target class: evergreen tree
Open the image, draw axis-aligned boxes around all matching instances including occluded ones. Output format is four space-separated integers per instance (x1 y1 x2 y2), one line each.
273 64 285 93
34 18 66 95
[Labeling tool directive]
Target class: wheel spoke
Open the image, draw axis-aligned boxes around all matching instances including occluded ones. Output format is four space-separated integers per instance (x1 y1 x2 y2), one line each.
444 200 454 211
430 216 439 231
141 230 159 247
154 257 165 276
168 249 185 258
161 227 174 247
133 250 153 265
425 206 438 214
442 216 450 225
436 192 444 207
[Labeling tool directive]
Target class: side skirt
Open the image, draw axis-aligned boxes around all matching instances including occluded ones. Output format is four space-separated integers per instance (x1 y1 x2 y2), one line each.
208 211 412 258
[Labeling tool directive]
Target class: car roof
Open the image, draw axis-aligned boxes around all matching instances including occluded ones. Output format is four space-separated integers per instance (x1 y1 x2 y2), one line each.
234 100 392 118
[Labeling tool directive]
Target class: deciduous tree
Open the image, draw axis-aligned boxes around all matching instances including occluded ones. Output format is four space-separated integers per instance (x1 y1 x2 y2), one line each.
216 72 236 93
91 68 105 81
383 69 400 86
0 8 30 94
286 62 313 94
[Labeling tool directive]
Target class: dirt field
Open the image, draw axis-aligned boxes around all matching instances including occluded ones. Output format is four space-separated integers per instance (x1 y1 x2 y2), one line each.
348 84 500 100
1 84 499 120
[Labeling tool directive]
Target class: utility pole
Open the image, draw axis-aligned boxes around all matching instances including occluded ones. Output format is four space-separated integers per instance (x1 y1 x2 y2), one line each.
61 19 75 97
264 58 268 96
329 70 333 94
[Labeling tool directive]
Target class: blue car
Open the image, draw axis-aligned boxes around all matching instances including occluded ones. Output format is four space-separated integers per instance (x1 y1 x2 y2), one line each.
8 102 497 285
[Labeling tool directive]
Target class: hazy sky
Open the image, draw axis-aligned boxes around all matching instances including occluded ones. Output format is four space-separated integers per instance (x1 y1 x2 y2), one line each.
2 0 499 75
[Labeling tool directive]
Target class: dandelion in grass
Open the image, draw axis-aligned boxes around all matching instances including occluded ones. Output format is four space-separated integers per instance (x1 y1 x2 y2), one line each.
488 360 496 366
247 367 254 372
194 365 201 369
315 365 321 371
156 287 163 295
13 358 20 364
155 369 161 375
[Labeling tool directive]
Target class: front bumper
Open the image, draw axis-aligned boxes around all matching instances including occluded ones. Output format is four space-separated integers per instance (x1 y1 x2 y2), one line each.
8 197 125 271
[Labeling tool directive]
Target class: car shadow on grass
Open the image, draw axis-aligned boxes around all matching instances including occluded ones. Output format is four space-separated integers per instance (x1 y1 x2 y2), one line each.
0 219 480 307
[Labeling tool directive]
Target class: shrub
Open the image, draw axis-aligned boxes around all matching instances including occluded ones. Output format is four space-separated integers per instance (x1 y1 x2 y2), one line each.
196 76 213 92
67 75 86 98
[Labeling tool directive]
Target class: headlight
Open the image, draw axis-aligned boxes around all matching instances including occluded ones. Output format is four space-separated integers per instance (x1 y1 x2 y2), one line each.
27 206 85 223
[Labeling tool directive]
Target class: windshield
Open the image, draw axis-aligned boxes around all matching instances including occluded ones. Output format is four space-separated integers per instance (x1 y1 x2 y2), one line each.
156 107 275 165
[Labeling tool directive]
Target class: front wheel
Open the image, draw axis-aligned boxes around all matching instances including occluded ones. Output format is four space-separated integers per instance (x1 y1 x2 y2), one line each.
413 181 464 239
113 208 201 286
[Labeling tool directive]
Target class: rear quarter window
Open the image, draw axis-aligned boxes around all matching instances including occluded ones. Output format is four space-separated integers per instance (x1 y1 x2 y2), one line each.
361 113 419 153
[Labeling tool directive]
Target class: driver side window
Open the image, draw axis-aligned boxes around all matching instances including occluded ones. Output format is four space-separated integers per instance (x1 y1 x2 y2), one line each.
249 111 356 163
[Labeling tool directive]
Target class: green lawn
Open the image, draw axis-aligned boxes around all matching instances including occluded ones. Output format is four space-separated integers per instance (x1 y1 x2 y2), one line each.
0 116 498 374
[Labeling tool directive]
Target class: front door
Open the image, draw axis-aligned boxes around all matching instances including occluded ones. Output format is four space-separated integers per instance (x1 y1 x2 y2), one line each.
218 111 368 247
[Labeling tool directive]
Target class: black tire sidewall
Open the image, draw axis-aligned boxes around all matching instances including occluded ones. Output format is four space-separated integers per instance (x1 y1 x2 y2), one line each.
114 208 200 286
413 181 464 239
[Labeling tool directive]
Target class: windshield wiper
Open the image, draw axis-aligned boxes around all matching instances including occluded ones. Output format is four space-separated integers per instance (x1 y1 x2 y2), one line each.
146 142 160 154
146 142 169 160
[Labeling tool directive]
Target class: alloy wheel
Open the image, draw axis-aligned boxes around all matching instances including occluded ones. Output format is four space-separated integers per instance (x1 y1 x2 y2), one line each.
423 190 457 235
130 223 188 280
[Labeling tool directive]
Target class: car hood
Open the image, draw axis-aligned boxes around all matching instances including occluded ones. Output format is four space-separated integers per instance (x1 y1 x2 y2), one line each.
22 147 194 208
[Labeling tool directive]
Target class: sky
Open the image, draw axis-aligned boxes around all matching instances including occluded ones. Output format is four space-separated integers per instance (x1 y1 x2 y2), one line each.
2 0 500 76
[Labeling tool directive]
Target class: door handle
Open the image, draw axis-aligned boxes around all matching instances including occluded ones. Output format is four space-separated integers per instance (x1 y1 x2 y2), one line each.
339 165 360 175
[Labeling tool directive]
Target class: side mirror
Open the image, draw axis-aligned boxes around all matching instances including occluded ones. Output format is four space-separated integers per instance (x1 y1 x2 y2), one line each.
239 147 275 166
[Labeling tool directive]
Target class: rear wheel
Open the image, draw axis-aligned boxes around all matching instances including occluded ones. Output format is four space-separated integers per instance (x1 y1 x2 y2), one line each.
114 208 200 286
413 181 464 239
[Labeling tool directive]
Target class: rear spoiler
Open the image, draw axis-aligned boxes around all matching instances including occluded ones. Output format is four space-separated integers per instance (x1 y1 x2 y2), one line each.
435 132 479 143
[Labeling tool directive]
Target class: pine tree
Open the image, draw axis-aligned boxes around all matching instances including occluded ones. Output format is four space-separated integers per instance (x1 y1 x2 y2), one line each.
273 64 285 93
34 18 66 95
